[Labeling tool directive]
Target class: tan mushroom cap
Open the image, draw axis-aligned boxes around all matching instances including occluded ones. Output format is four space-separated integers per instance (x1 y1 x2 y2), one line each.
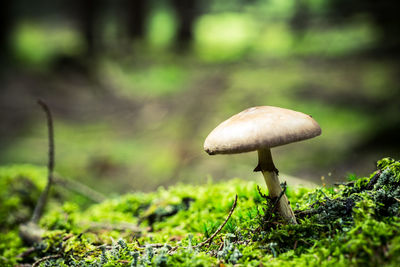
204 106 321 155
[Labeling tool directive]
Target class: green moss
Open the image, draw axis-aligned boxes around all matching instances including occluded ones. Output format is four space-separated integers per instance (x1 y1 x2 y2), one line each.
1 158 400 266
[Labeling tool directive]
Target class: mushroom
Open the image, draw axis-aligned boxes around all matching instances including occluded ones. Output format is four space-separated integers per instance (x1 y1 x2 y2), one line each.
204 106 321 224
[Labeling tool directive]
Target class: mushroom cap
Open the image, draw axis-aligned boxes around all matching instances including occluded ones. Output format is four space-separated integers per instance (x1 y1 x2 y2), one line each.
204 106 321 155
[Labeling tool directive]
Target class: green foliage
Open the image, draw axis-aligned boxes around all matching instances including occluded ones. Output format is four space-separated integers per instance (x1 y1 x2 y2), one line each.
146 4 178 48
194 13 257 61
1 158 400 266
0 165 46 229
0 165 45 265
101 61 189 99
12 22 84 69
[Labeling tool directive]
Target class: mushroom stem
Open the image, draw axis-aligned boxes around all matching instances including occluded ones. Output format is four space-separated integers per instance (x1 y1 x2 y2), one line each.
256 148 297 224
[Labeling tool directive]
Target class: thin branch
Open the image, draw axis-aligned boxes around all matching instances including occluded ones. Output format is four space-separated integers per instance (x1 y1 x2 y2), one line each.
53 175 106 203
31 99 55 223
32 254 61 267
265 182 288 222
294 209 318 216
272 182 287 213
38 99 55 182
86 222 145 233
16 247 36 258
366 170 381 190
195 194 238 248
256 185 268 200
0 256 9 263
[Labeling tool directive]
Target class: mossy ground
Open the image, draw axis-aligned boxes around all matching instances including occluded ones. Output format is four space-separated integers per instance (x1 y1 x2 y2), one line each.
1 158 400 266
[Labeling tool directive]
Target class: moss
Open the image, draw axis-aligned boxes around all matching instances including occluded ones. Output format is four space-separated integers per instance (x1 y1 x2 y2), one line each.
1 158 400 266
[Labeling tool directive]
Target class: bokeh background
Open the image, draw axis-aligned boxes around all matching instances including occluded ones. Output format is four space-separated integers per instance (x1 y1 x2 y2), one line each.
1 0 399 194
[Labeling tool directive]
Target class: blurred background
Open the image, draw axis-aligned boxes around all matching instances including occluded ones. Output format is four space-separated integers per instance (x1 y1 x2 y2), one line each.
0 0 399 194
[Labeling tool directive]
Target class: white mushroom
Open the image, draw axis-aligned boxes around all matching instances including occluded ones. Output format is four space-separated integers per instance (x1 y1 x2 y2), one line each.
204 106 321 224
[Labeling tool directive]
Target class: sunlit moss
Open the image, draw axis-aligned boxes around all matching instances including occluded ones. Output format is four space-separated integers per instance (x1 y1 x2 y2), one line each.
0 165 46 228
2 158 400 266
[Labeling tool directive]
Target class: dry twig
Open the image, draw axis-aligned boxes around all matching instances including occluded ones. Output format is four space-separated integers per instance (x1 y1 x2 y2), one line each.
53 175 106 203
272 182 287 213
31 99 55 223
19 100 55 244
32 254 61 267
86 222 144 233
16 247 36 258
195 194 238 248
264 182 287 222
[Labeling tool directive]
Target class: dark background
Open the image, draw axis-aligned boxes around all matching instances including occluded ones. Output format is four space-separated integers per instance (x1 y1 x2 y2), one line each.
1 0 399 193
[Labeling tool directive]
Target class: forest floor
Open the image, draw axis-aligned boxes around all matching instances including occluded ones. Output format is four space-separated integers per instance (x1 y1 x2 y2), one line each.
1 157 400 266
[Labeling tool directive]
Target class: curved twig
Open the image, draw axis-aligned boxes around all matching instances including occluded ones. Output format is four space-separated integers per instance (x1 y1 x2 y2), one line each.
195 194 238 248
31 99 55 223
53 175 106 203
32 254 61 267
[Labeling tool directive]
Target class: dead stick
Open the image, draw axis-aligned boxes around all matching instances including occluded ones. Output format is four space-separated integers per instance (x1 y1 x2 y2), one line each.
16 247 36 258
272 182 287 213
86 222 144 233
53 175 106 203
195 194 238 248
267 183 287 221
32 254 61 267
31 99 54 223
